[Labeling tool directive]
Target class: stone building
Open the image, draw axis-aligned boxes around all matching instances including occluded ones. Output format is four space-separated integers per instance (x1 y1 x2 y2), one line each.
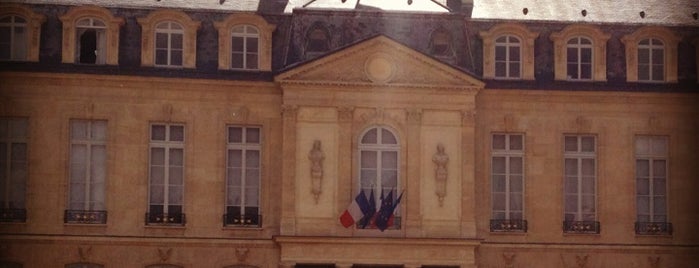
1 0 698 267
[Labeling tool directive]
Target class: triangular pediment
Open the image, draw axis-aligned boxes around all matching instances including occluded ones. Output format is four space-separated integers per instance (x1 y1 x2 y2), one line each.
275 35 484 89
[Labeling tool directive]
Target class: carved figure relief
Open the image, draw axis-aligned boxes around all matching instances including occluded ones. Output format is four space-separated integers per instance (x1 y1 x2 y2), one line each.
432 143 449 206
308 140 325 203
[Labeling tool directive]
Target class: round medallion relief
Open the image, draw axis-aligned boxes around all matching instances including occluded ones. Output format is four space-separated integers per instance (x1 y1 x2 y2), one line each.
364 54 396 83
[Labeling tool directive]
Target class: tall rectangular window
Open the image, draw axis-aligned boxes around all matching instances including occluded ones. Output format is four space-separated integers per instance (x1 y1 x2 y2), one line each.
66 120 108 224
231 25 259 70
154 21 183 67
0 15 27 61
635 136 672 235
0 118 28 222
225 126 261 227
494 35 521 79
563 135 599 233
75 18 106 64
638 38 665 82
490 133 526 232
147 123 185 225
566 37 593 81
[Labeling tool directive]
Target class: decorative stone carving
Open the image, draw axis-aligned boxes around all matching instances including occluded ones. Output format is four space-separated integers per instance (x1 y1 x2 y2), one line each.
78 246 92 261
406 108 422 125
433 143 448 206
502 252 516 268
157 248 172 262
235 248 249 263
308 140 325 204
364 53 396 83
337 106 354 122
232 106 250 122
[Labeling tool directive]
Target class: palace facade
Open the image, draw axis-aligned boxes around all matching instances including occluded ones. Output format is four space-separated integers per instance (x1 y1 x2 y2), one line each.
1 0 699 267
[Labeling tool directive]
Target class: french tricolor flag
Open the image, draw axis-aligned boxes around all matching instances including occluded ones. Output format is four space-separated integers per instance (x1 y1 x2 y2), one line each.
339 190 372 228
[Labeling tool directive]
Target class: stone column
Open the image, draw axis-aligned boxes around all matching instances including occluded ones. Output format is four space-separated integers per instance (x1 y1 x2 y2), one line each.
405 108 422 236
280 104 298 235
460 110 477 237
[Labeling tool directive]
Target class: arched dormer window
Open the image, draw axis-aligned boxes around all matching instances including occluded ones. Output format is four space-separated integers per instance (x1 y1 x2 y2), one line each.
429 28 454 58
480 24 538 80
214 14 276 71
59 6 124 65
0 4 45 62
550 25 610 82
137 10 200 69
306 25 330 55
622 27 680 83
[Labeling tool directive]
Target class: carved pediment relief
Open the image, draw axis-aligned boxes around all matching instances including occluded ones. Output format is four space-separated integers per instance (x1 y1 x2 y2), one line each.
276 35 484 89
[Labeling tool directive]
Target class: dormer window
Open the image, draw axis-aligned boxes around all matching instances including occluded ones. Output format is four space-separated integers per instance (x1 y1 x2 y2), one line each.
214 13 276 72
59 6 124 65
0 4 45 62
231 25 259 70
637 38 665 82
621 27 680 83
566 37 593 81
306 27 329 53
155 21 184 67
430 29 453 57
480 24 538 80
551 25 609 82
0 15 27 61
75 18 106 64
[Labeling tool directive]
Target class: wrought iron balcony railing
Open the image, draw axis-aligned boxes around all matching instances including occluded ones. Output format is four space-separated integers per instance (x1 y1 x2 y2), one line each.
635 222 673 235
563 221 600 234
223 214 261 227
0 208 26 223
64 210 107 224
490 219 528 232
145 213 185 226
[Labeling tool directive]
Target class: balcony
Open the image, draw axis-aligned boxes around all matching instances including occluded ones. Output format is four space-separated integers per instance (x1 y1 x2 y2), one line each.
223 214 261 227
0 208 26 223
635 222 673 235
563 221 600 234
64 210 107 224
490 219 528 232
145 213 185 226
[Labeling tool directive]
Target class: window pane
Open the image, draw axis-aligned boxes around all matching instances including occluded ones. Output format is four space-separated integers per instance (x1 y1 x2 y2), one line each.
581 47 592 63
155 33 168 49
564 194 577 213
564 136 577 152
492 175 506 192
381 129 397 144
91 120 107 141
169 148 185 168
231 53 244 69
495 46 506 61
653 196 666 216
636 178 649 195
492 134 506 150
169 186 183 204
150 185 164 204
169 167 183 185
381 151 397 169
510 157 523 174
247 54 258 69
246 37 258 53
509 46 520 61
653 160 666 178
361 128 377 144
510 193 523 210
510 175 523 192
171 50 183 66
567 47 578 62
582 176 594 194
636 159 649 177
635 136 649 155
564 158 577 176
652 48 664 65
245 187 259 206
495 62 506 77
509 62 520 78
155 50 168 65
492 157 506 174
361 151 377 168
232 37 244 52
151 147 165 165
509 135 523 150
651 65 664 81
172 33 183 49
381 170 397 188
651 137 667 155
246 150 260 168
565 176 577 194
246 128 260 144
71 120 88 140
170 125 184 142
653 178 666 196
580 63 591 79
567 63 578 79
228 127 243 143
581 137 594 152
638 48 650 64
638 64 650 80
151 125 166 141
492 193 505 210
228 149 242 168
581 158 594 176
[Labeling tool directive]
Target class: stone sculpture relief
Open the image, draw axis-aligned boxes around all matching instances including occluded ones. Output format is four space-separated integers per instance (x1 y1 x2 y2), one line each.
432 143 449 206
309 140 325 203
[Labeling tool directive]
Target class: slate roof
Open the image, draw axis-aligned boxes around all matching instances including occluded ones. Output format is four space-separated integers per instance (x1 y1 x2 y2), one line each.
5 0 699 25
471 0 699 26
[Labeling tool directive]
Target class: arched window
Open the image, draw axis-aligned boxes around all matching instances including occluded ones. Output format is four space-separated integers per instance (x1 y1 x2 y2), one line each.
231 25 259 70
429 29 453 57
154 21 184 67
637 38 665 82
494 35 521 79
359 126 399 209
75 17 106 64
566 37 593 81
306 27 329 53
0 15 27 61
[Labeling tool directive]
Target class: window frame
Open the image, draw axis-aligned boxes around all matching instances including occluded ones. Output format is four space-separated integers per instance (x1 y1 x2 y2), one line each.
634 136 669 224
480 23 538 80
562 135 597 224
230 24 260 70
147 123 186 225
493 35 522 79
0 15 27 61
137 10 200 69
0 117 28 223
224 125 262 227
357 126 401 218
637 38 666 82
305 24 330 58
59 6 123 65
550 25 610 82
0 4 45 62
621 26 680 83
214 13 276 72
74 17 107 65
429 27 455 59
490 133 525 221
565 36 594 81
66 119 108 224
